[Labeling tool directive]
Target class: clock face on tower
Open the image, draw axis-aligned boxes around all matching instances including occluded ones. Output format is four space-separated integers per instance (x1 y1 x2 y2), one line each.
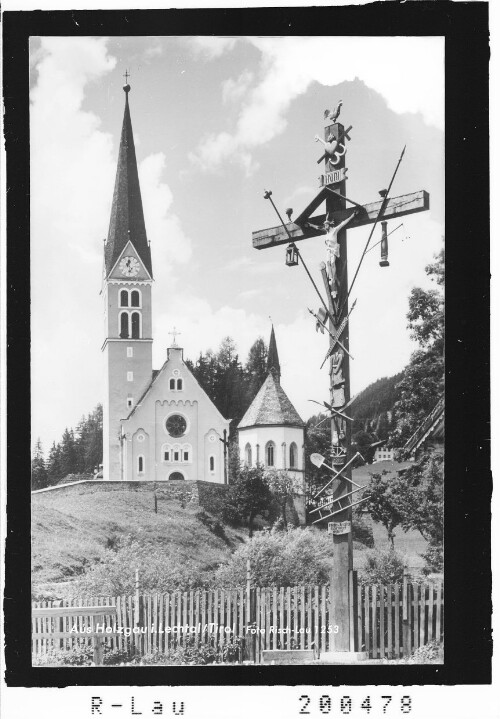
119 256 140 277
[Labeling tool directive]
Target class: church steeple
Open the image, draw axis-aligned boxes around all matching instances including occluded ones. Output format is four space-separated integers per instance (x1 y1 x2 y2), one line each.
267 324 281 382
104 83 153 278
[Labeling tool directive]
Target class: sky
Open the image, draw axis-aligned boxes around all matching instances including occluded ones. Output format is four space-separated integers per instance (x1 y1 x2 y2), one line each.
30 35 444 454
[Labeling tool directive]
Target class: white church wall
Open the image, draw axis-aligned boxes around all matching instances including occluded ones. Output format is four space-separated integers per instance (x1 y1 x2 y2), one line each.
121 346 229 483
238 425 305 478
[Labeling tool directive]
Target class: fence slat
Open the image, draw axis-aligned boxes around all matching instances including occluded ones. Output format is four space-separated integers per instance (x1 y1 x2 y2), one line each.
319 585 330 652
370 585 377 659
420 584 426 648
379 583 385 660
387 585 393 660
436 583 442 641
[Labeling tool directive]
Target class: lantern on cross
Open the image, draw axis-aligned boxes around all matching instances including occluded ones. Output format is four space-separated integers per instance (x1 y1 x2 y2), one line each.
285 242 299 266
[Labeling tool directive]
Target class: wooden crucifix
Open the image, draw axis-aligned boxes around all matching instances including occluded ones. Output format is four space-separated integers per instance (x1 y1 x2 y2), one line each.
253 113 429 657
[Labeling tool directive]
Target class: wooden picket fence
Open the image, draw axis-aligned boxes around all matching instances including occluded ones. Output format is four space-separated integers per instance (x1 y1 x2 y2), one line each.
32 577 443 663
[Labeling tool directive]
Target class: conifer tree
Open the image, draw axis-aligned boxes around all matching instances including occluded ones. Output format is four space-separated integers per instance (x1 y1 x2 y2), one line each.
31 438 48 490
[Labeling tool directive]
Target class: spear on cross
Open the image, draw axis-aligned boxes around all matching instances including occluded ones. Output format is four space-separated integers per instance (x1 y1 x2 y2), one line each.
309 390 363 428
307 307 354 361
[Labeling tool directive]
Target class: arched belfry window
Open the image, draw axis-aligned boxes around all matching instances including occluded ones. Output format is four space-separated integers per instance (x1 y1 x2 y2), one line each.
245 443 252 467
131 290 140 307
120 289 129 307
120 312 129 339
131 312 141 339
289 442 298 469
266 441 275 467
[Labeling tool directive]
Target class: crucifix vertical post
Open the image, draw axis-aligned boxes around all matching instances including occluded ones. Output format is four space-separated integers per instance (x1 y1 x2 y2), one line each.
322 121 354 653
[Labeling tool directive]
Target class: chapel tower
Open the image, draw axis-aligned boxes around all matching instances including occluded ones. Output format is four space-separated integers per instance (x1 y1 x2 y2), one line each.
101 82 153 480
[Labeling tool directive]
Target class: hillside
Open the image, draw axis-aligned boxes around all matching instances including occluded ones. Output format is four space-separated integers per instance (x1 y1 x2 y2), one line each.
350 372 403 436
32 483 247 599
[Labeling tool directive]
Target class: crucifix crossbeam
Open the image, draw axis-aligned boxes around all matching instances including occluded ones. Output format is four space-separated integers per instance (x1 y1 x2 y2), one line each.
252 190 429 250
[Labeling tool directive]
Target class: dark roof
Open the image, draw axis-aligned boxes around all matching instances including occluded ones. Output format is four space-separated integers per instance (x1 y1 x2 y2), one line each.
267 325 281 381
238 372 304 429
104 91 153 277
404 396 445 455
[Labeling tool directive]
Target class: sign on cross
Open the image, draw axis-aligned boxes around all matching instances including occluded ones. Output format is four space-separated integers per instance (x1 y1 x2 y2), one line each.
252 110 430 656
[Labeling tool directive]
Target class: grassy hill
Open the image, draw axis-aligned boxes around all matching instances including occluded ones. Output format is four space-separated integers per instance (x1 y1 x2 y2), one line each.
32 483 247 599
33 472 428 601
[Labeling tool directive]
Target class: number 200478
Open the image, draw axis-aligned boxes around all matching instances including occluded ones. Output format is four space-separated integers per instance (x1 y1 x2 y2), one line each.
299 695 412 715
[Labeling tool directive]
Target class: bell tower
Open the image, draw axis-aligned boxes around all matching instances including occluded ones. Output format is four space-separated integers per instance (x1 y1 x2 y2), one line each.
101 81 153 481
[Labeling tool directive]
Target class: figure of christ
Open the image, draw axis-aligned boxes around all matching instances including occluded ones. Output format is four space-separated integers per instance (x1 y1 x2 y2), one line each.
308 208 359 299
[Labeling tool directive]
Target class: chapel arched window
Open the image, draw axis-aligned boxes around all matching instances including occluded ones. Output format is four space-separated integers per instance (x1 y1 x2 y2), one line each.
289 442 297 468
266 441 275 467
131 290 140 307
245 443 252 467
120 289 129 307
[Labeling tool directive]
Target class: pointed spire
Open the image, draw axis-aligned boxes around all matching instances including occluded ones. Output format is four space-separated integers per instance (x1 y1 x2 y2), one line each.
267 325 281 382
104 83 153 278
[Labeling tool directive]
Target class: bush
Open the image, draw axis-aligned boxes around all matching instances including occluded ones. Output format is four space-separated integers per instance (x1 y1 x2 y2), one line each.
32 644 132 666
359 548 407 585
421 543 443 576
73 539 210 596
352 516 374 548
119 636 242 666
195 511 228 542
213 526 333 588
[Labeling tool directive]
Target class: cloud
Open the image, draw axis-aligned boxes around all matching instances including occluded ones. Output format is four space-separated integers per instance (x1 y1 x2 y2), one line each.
190 36 444 172
222 69 254 104
188 36 238 60
30 38 194 452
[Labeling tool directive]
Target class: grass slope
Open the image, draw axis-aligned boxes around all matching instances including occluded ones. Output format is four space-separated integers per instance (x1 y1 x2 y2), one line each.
32 485 246 598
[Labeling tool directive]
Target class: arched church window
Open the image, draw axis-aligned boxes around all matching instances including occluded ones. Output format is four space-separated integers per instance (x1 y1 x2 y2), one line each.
176 379 183 390
266 441 275 467
131 312 141 339
245 443 252 467
131 289 140 307
120 289 129 307
289 442 297 468
137 455 145 474
120 311 129 339
209 456 215 473
169 472 184 481
169 379 175 390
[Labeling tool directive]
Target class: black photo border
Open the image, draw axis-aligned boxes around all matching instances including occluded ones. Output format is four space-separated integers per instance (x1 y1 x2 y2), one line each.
3 2 491 688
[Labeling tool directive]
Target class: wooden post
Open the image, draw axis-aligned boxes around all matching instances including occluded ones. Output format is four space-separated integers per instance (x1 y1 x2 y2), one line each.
134 568 141 657
245 558 256 662
402 568 410 657
93 614 105 665
326 121 353 654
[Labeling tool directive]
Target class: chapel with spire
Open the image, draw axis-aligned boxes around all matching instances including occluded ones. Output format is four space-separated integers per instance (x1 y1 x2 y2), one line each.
101 81 229 482
237 326 306 524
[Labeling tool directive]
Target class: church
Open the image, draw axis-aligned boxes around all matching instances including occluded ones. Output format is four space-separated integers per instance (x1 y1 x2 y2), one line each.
101 83 305 495
102 82 230 483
